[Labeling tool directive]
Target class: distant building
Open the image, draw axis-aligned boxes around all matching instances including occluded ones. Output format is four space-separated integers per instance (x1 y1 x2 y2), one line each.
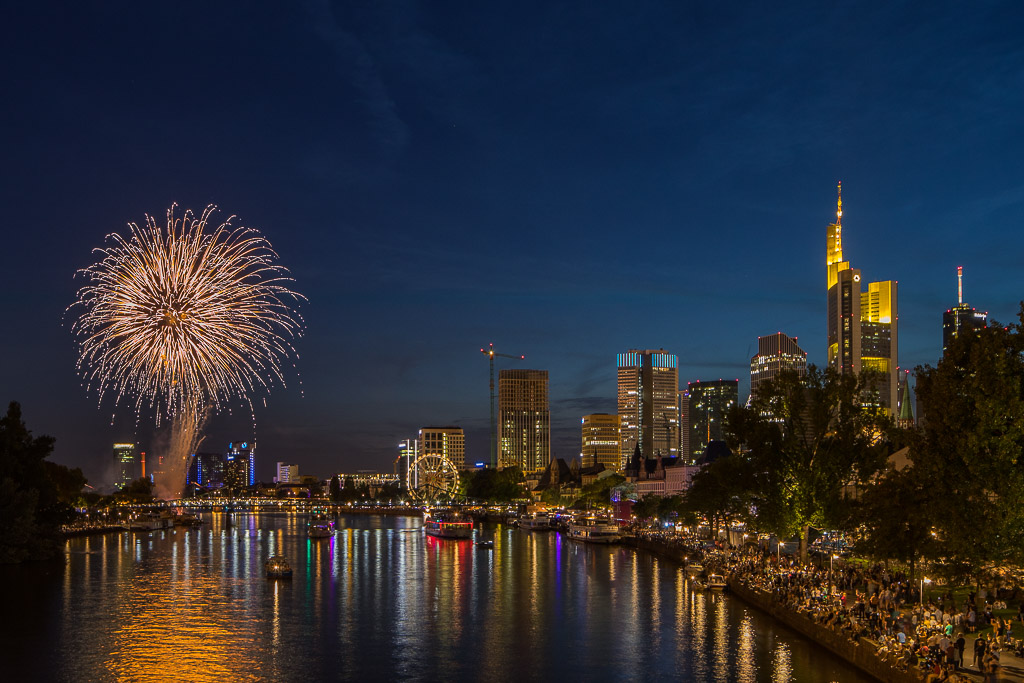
678 390 690 463
617 350 679 468
825 183 899 413
498 369 550 472
395 438 419 485
275 462 299 484
419 426 465 470
227 441 255 487
686 380 739 463
113 443 136 489
580 413 620 471
942 266 987 355
750 332 807 400
896 370 915 428
187 452 226 488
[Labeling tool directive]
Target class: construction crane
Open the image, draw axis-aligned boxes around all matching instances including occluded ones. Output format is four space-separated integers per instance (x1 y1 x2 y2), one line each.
480 344 524 468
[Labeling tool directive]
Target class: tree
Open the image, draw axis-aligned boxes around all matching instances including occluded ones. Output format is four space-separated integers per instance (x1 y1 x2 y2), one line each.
912 306 1024 583
725 366 891 562
329 475 342 502
684 454 751 539
115 477 154 504
855 465 937 580
577 473 624 508
463 467 526 503
0 402 63 563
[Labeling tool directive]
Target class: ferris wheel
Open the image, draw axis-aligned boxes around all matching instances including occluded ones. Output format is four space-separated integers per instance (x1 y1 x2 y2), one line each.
407 452 460 502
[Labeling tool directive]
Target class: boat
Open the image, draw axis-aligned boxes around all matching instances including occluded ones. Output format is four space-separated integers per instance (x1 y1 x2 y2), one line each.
685 563 704 576
423 509 473 539
568 516 621 544
265 555 293 579
127 511 172 532
706 574 727 591
307 513 334 539
519 507 552 531
475 540 494 549
173 511 203 527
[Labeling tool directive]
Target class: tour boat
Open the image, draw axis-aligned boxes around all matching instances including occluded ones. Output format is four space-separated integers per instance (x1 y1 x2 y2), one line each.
265 555 293 579
423 510 473 539
706 574 727 591
307 514 334 539
568 516 621 544
519 511 552 531
127 512 172 532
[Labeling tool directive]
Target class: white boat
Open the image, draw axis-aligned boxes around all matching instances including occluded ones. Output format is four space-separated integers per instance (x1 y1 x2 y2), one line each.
519 512 552 531
127 512 172 532
685 563 704 576
568 516 621 544
707 574 727 590
307 514 334 539
423 510 473 539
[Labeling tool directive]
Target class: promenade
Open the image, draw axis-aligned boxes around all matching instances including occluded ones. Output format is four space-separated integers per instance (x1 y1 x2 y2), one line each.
630 531 1024 682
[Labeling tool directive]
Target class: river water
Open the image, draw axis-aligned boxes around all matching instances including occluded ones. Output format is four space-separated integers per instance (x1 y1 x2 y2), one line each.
4 513 872 682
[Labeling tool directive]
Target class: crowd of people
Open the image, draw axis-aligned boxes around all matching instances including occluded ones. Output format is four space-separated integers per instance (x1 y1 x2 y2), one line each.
725 549 1021 681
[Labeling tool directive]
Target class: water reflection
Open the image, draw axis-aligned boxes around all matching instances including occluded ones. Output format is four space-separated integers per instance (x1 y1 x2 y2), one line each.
5 513 874 682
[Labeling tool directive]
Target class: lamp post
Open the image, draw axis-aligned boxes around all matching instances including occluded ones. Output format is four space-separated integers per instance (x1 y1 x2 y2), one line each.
920 577 931 605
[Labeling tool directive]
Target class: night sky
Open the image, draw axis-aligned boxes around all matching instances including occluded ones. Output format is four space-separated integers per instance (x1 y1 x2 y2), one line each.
3 2 1024 485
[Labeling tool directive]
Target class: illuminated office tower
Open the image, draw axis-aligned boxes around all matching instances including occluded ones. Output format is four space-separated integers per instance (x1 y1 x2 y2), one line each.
617 350 679 469
275 462 299 484
687 380 738 463
225 441 254 489
498 369 550 472
825 183 899 412
580 413 620 471
750 332 807 400
113 443 136 489
678 390 690 462
942 266 987 355
418 427 465 468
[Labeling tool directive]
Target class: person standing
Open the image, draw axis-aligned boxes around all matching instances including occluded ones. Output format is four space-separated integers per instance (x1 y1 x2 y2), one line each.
974 634 987 668
955 632 966 669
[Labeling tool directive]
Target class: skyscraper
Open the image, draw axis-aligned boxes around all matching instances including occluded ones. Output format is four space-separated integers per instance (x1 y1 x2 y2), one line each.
617 350 679 469
750 332 807 400
498 369 550 472
580 413 620 471
226 441 254 489
113 443 136 489
686 380 738 463
942 266 987 355
825 183 899 412
419 427 466 469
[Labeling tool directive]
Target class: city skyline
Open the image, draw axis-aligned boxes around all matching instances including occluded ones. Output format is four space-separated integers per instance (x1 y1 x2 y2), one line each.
3 4 1024 483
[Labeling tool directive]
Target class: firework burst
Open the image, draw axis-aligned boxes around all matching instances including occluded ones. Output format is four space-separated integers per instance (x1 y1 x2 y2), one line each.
69 205 304 496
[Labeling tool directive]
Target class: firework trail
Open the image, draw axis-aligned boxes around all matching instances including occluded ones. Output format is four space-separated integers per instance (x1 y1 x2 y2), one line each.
69 205 304 497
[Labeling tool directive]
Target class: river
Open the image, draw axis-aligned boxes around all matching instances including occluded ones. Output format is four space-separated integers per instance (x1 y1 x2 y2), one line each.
4 512 873 682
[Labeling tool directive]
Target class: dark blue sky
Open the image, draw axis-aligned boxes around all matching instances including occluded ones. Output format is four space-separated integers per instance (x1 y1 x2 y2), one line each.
3 2 1023 484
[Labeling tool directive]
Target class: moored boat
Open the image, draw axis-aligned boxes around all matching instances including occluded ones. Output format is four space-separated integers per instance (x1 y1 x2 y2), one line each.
423 509 473 539
568 515 621 544
127 512 172 532
519 506 552 531
706 574 727 591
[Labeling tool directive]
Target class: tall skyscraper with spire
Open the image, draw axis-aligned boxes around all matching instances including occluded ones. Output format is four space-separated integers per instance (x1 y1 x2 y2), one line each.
942 266 987 355
825 183 899 413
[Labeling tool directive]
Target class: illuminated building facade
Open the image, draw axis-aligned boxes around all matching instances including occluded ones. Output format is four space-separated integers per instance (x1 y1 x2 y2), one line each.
825 183 899 412
395 438 418 485
498 369 550 472
187 452 226 488
419 427 466 469
617 350 679 469
275 462 299 484
750 332 807 400
942 266 987 355
678 390 690 463
225 441 254 490
686 380 738 463
113 443 136 489
580 413 620 471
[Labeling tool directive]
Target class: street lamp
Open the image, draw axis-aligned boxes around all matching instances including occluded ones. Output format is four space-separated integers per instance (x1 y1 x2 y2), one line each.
920 577 931 605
